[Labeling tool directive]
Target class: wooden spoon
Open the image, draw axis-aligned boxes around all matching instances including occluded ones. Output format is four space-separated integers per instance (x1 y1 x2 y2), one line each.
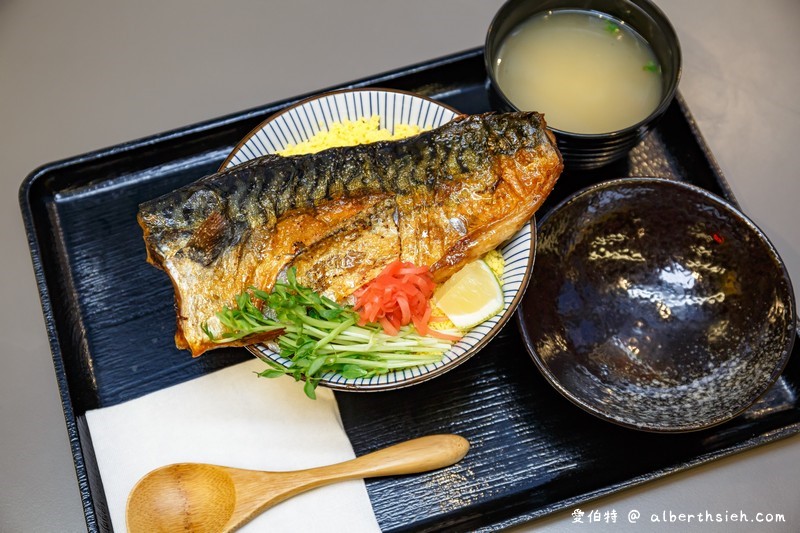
126 434 469 532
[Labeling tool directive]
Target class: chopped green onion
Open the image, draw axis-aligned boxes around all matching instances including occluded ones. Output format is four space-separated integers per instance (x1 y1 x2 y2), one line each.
643 60 659 72
605 21 621 35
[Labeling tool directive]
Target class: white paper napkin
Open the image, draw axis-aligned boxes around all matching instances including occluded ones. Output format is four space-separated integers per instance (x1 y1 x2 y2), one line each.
85 358 381 532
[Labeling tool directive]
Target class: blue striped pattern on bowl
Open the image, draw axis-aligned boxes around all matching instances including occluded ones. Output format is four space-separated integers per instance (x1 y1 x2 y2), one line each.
223 88 535 391
223 89 458 168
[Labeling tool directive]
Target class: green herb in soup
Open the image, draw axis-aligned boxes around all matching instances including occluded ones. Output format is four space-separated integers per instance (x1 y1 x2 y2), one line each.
495 10 663 134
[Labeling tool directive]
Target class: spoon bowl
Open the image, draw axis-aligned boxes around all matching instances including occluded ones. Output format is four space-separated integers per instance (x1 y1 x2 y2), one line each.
126 434 469 532
128 463 236 533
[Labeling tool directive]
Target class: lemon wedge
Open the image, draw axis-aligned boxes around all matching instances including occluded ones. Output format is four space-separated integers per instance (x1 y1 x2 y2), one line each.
432 259 505 330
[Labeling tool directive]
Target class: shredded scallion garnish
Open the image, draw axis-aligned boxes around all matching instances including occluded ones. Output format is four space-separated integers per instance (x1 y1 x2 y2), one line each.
203 268 452 399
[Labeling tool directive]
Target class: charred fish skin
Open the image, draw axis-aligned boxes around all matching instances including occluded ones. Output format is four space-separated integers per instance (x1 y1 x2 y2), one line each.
137 112 562 356
138 112 555 269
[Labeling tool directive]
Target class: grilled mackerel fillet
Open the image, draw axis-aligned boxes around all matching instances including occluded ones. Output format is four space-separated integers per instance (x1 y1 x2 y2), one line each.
138 112 563 355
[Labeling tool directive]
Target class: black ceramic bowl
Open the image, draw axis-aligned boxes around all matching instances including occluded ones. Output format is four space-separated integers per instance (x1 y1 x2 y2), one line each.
485 0 681 170
518 178 796 432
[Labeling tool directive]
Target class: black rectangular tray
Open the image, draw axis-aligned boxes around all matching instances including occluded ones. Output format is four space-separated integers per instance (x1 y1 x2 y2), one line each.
20 48 800 532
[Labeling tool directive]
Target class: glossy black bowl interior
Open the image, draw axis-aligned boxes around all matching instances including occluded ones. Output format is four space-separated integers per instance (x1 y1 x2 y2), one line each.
485 0 682 170
518 178 796 432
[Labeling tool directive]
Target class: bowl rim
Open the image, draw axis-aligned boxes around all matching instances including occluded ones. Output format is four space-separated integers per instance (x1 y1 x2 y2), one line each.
218 87 462 170
484 0 683 139
518 176 797 432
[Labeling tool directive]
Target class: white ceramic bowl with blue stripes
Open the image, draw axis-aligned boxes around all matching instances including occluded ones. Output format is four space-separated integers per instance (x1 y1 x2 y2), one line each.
222 88 536 391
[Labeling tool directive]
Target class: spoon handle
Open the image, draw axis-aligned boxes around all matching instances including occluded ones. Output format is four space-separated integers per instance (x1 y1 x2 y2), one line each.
306 434 469 481
224 434 469 531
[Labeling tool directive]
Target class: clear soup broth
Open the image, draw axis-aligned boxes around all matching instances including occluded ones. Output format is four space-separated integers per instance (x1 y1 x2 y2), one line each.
494 9 663 134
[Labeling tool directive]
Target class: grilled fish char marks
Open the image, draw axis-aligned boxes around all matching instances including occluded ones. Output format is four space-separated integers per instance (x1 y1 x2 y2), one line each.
138 112 563 355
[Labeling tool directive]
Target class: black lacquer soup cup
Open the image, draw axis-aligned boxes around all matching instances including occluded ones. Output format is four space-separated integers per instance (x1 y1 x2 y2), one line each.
518 178 796 432
485 0 682 170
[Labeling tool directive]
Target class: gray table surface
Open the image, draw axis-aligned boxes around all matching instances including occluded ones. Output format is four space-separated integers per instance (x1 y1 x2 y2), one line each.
2 1 798 531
